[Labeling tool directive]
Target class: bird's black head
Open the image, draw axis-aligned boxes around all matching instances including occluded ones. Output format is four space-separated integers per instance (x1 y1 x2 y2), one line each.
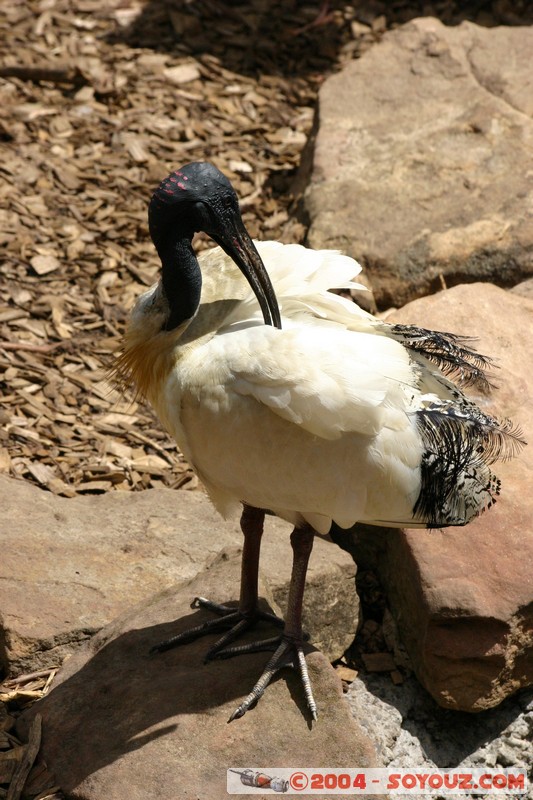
148 162 281 329
149 162 238 247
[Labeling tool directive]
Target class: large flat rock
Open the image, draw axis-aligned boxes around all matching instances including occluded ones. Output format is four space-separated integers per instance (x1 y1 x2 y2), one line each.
1 478 358 674
305 18 533 308
347 284 533 711
19 552 378 800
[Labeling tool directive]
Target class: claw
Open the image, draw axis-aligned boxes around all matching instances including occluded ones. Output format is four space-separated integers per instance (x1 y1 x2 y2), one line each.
191 596 234 614
227 638 318 723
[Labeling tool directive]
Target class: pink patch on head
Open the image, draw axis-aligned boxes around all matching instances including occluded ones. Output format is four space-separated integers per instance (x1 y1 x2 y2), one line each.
177 182 186 190
164 188 173 194
174 170 183 178
169 176 178 183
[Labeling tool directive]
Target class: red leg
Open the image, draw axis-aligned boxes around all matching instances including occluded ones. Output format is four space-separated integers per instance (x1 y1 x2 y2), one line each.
150 505 282 657
229 525 318 721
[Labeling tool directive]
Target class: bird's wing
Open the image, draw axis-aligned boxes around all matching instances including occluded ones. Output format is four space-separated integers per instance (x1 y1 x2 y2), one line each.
198 240 375 331
177 321 424 532
202 242 496 392
194 322 418 441
253 241 365 297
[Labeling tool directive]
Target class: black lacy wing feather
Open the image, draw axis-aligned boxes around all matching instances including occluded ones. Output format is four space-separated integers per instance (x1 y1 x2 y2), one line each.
389 323 494 391
414 402 525 526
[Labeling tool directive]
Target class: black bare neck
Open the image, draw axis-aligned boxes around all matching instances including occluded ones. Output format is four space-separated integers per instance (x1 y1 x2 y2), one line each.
158 237 202 331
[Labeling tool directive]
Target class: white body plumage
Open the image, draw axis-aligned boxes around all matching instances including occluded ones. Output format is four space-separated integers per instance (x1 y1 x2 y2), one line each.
117 161 525 722
117 241 517 535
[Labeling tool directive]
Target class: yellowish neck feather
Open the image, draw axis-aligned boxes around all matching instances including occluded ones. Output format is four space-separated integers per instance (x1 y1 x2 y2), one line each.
111 323 186 404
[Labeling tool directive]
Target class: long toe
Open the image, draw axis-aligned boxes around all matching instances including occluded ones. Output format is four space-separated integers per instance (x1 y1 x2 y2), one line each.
150 608 243 654
206 606 286 659
209 634 282 660
150 596 284 656
228 637 317 722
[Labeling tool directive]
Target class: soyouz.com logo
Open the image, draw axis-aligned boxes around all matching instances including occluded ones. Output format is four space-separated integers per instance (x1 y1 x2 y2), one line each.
227 767 528 794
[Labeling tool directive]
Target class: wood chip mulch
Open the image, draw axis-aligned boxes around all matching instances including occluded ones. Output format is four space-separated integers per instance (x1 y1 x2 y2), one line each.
1 669 58 800
0 0 381 498
2 0 520 500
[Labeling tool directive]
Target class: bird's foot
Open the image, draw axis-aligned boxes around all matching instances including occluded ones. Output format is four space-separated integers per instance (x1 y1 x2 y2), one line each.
150 596 284 659
228 636 318 723
150 597 316 721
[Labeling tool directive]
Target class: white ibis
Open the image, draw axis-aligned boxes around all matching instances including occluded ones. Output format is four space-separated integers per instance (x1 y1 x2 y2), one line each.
113 162 525 721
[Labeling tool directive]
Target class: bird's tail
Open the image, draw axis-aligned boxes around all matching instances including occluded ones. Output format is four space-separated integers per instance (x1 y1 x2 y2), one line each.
413 401 525 527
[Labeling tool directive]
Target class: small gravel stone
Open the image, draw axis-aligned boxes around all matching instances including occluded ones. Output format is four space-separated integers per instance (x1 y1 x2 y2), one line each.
347 675 533 800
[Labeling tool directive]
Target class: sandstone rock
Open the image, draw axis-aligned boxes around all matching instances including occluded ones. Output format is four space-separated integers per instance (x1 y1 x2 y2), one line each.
305 18 533 308
511 277 533 302
345 284 533 711
19 552 377 800
1 478 358 674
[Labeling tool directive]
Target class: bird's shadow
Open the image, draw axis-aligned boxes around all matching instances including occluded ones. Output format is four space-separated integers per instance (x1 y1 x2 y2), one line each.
19 601 318 792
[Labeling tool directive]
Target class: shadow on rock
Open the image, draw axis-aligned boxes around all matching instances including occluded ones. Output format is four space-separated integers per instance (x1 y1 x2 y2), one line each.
18 550 375 798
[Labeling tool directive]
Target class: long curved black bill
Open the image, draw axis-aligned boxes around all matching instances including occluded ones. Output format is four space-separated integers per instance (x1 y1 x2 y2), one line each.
217 218 282 330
